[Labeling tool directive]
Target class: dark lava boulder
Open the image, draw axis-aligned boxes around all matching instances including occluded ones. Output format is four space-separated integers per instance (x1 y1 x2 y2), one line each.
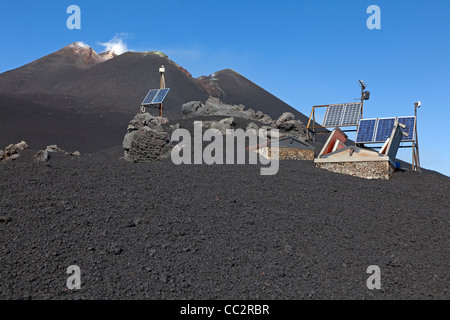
123 113 173 162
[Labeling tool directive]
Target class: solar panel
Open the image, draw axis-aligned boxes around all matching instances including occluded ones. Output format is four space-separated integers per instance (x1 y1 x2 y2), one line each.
142 89 159 106
141 88 170 106
356 119 377 143
323 104 345 127
398 116 416 141
374 117 396 143
152 88 170 104
341 103 362 126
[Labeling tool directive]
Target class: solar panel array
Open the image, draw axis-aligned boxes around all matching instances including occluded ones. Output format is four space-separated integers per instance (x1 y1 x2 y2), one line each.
141 88 170 106
356 116 416 144
322 103 362 127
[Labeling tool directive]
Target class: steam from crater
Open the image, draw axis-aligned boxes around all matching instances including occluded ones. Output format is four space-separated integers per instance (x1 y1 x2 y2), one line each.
99 34 129 55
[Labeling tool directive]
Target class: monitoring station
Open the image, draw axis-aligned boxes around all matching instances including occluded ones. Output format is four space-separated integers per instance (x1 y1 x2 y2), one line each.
140 65 171 117
309 81 421 178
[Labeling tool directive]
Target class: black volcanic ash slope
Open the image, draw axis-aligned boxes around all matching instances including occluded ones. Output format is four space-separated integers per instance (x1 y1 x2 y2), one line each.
0 155 449 300
67 51 210 118
198 69 309 124
0 94 127 153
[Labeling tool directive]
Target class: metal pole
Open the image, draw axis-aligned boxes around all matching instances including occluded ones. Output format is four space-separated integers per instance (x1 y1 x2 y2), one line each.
411 104 417 171
359 80 366 119
159 65 165 117
313 108 316 142
414 103 421 172
361 84 365 119
307 107 314 140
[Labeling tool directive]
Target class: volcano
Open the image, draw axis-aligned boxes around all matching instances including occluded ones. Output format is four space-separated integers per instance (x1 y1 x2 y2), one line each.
0 42 309 152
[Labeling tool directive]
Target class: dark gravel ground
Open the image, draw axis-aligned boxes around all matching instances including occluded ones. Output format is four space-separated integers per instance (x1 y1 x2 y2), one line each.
0 148 448 300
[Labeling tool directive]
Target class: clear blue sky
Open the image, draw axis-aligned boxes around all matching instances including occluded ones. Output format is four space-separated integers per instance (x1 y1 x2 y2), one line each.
1 0 449 176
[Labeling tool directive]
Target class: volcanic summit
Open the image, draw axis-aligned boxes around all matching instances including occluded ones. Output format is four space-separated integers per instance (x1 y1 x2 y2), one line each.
0 42 308 152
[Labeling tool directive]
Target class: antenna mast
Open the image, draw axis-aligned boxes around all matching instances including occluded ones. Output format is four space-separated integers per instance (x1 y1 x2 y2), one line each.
358 80 370 118
159 65 166 117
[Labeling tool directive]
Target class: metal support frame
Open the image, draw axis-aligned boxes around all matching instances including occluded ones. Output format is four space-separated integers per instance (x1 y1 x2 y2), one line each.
306 104 361 142
412 103 421 172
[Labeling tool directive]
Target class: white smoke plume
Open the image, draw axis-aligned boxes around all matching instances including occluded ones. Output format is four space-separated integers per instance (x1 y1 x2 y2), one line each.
99 34 130 55
72 41 90 49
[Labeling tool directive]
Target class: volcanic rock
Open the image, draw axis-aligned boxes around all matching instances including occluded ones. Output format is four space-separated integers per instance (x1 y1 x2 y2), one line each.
181 101 202 118
4 144 18 157
67 151 81 157
46 145 65 153
246 122 260 131
15 141 29 150
182 97 273 125
33 145 81 163
202 117 236 134
1 141 30 162
255 111 273 124
197 73 225 98
274 113 308 140
124 129 171 163
33 150 50 163
123 132 136 150
3 153 20 162
123 113 173 162
0 216 12 225
276 112 295 127
181 98 307 141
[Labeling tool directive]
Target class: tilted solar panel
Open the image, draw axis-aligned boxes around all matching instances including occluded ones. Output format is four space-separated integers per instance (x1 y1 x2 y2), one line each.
153 88 170 104
341 103 362 126
141 88 171 106
142 89 159 106
374 117 396 143
397 116 416 141
323 104 345 127
356 119 377 143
